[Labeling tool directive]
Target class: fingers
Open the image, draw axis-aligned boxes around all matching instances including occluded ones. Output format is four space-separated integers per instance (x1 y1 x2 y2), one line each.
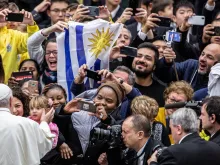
79 64 87 77
60 143 73 159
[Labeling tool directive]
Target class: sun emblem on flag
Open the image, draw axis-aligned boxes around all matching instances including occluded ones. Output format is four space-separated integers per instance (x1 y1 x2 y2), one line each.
88 27 114 59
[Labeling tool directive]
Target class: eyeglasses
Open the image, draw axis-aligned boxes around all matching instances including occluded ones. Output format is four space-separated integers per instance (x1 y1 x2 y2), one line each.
167 96 182 104
65 13 74 20
45 51 58 56
50 9 67 14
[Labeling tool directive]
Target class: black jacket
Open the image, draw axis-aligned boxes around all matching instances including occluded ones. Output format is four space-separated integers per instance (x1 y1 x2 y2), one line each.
210 129 220 146
107 137 162 165
150 133 220 165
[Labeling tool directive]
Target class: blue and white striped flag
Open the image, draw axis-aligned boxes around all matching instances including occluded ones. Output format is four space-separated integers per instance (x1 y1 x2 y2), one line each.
57 19 123 101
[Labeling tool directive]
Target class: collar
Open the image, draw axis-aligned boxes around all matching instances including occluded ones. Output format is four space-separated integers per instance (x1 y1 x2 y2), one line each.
111 5 120 18
0 108 11 113
179 133 193 144
137 22 142 32
137 139 148 156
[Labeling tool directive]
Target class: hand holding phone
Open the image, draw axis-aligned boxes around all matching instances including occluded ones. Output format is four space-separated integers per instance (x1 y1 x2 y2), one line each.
120 46 137 57
12 71 33 81
85 69 101 81
77 100 96 113
28 80 38 94
153 16 172 27
128 0 141 15
188 15 205 26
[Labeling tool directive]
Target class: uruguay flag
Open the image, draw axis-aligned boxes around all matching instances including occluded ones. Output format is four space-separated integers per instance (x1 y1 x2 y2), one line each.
57 19 123 101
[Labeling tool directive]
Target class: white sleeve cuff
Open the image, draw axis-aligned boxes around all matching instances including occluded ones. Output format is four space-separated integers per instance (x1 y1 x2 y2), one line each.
39 121 56 139
205 3 215 11
138 30 147 41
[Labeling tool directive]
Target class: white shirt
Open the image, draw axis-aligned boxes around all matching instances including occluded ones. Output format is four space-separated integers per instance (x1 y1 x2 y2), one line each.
111 5 120 19
137 141 148 165
0 108 54 165
179 133 193 144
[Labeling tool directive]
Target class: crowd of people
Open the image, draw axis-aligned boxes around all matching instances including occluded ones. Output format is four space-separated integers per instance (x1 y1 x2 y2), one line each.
0 0 220 165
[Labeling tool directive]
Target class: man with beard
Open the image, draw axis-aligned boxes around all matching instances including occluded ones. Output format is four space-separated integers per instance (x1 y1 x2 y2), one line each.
155 43 220 92
132 42 166 107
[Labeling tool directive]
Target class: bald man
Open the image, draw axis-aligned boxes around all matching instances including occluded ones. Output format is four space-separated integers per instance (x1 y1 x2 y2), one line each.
155 43 220 91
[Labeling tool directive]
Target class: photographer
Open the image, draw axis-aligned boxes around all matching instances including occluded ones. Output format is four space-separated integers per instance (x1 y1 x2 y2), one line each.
103 114 162 165
148 108 220 165
64 80 126 165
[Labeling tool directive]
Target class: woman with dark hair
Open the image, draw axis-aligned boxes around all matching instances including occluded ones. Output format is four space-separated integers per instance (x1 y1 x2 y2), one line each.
11 86 30 117
0 55 5 83
8 59 41 87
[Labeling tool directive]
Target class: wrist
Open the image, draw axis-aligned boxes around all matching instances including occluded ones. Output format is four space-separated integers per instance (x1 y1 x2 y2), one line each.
74 75 84 84
142 26 150 34
28 21 35 26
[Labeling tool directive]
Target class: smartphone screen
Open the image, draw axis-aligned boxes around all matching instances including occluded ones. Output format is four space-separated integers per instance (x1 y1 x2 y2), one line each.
12 71 33 81
166 31 182 42
85 69 101 81
28 80 38 94
153 16 172 27
120 46 137 57
128 0 141 15
5 13 24 22
87 6 99 17
77 100 96 113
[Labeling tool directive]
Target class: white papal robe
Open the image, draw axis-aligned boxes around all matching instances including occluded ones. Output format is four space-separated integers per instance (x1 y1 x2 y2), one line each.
0 108 54 165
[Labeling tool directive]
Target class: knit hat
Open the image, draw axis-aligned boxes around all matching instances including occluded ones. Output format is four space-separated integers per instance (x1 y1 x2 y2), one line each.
96 81 126 106
0 83 12 100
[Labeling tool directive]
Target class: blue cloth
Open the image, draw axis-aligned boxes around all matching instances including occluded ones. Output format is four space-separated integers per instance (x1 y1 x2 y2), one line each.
155 58 208 91
193 88 208 101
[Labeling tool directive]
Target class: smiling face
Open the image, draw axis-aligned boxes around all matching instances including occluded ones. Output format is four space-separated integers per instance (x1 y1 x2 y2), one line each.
12 97 24 116
198 44 220 75
45 42 58 71
94 87 118 113
45 88 66 109
132 48 156 78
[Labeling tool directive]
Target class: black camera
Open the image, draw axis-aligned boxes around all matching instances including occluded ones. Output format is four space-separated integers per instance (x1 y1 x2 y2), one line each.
90 125 122 149
152 145 167 159
164 101 202 116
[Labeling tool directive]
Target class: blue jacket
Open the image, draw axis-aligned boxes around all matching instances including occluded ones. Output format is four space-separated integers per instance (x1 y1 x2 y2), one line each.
155 58 208 91
71 81 141 119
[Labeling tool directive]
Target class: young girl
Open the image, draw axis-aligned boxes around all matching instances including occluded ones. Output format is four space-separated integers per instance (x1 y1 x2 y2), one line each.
29 95 59 148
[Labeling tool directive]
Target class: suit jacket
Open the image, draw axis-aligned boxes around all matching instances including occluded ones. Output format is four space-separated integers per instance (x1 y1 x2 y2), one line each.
150 133 220 165
210 130 220 146
127 22 138 40
112 7 124 23
107 137 162 165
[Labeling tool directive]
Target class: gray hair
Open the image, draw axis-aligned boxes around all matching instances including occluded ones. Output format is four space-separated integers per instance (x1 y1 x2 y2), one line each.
114 66 135 85
170 108 198 133
0 90 12 108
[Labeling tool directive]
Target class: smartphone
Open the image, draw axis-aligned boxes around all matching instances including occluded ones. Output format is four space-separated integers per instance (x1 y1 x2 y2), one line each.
28 80 38 94
12 71 33 81
214 26 220 36
87 6 99 17
85 69 101 81
120 46 137 57
5 13 24 22
128 0 141 15
77 100 96 113
165 31 182 42
188 16 205 26
153 16 172 27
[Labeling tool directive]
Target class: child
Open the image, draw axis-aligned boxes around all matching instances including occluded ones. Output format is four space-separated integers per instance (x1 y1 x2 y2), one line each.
29 95 59 148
